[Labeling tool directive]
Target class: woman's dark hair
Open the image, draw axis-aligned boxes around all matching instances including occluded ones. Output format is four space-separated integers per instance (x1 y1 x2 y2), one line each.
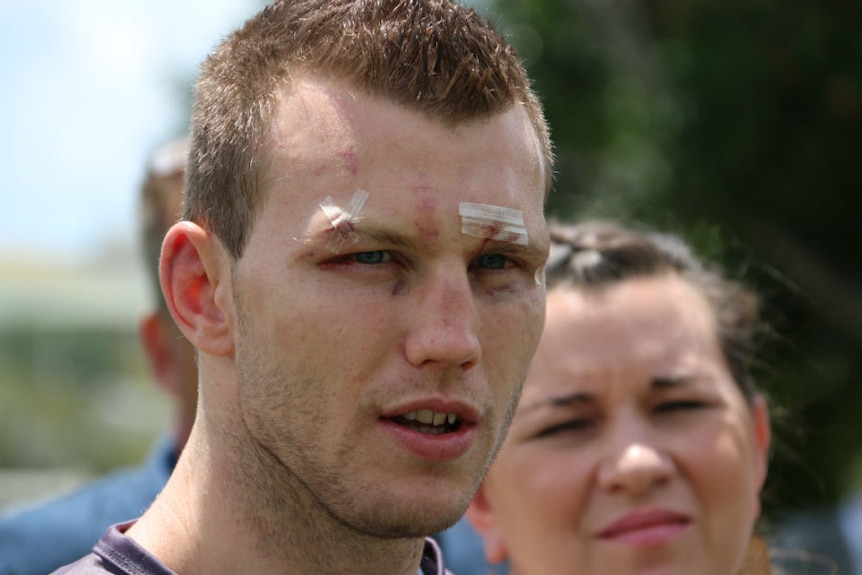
546 220 761 404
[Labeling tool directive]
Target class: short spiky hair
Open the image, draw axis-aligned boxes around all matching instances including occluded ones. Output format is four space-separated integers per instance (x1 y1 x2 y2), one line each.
185 0 552 258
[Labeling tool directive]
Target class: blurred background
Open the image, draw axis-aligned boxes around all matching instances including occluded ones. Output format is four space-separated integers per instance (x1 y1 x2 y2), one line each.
1 0 860 525
0 0 262 507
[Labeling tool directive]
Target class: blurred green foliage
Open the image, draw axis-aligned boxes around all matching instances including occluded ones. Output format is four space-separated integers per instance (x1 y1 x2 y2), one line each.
0 326 169 474
488 0 862 515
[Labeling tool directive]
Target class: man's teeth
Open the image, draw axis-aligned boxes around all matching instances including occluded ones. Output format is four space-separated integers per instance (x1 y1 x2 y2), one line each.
402 409 458 426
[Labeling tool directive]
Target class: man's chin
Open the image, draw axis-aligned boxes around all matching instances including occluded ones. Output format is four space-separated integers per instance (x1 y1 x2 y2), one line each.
345 501 468 540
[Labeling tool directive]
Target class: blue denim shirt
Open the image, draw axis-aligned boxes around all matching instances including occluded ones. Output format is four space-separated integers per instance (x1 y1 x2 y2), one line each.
0 435 175 575
435 517 510 575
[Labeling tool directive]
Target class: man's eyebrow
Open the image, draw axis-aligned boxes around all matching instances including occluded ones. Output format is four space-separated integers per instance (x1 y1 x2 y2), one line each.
308 217 549 258
351 223 422 251
521 391 593 413
306 218 422 251
476 237 549 259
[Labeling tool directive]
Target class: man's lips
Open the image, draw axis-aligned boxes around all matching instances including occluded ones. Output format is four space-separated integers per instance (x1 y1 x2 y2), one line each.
598 509 691 546
379 399 479 461
382 399 478 428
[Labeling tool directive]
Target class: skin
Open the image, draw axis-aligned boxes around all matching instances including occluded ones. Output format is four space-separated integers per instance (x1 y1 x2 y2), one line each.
130 75 549 575
468 274 770 575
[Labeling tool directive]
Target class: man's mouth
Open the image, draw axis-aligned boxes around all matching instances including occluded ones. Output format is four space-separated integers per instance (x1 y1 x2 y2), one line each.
390 409 462 435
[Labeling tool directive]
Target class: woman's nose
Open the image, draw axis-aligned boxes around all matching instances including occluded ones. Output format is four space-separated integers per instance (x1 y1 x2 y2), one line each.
597 439 674 496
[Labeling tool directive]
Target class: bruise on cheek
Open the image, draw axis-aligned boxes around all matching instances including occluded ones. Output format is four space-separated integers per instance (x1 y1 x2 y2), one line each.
391 278 407 296
484 281 528 298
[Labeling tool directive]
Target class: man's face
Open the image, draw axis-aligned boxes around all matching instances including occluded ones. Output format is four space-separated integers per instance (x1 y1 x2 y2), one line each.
227 76 548 537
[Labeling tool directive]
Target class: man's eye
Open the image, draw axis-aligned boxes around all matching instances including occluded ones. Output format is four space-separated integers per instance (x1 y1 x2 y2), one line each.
474 253 509 270
351 251 390 264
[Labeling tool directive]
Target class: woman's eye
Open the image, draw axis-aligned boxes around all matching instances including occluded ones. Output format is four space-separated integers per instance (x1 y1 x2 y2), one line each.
474 253 510 270
351 250 391 264
536 418 594 439
654 400 706 414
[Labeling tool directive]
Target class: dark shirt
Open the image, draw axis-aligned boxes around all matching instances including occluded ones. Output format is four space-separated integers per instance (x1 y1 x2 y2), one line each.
53 522 449 575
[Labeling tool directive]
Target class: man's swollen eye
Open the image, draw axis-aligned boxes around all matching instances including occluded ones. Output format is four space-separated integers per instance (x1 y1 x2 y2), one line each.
352 250 390 264
475 253 509 270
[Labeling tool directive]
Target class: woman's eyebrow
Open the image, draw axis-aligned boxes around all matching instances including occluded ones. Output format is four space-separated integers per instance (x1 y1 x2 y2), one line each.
521 391 593 413
651 374 697 389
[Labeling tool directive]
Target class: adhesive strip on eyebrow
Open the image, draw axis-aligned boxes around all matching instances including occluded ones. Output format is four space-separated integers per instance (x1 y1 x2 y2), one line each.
458 202 529 246
318 188 369 254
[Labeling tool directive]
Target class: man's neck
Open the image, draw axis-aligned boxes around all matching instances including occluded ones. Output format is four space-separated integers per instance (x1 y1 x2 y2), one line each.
128 422 428 575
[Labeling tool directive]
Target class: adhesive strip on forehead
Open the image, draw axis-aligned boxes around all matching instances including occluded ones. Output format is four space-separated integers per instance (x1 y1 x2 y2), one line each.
459 202 529 246
319 188 369 254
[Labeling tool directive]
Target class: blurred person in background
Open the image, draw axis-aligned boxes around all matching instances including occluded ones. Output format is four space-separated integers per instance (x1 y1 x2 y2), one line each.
0 137 196 575
770 498 857 574
463 221 773 575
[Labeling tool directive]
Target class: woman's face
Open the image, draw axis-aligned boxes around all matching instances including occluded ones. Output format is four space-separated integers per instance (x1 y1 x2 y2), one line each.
468 274 770 575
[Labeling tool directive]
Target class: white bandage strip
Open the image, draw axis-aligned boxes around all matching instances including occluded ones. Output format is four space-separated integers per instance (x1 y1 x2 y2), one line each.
459 202 529 246
319 188 369 254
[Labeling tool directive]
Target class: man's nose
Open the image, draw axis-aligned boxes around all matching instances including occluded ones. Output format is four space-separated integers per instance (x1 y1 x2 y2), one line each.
403 267 481 371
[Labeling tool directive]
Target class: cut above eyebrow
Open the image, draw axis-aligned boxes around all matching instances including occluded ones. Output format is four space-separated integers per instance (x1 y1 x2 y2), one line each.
459 202 529 246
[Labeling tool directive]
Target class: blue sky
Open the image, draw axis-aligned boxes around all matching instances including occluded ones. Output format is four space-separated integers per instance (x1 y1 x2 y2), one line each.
0 0 260 263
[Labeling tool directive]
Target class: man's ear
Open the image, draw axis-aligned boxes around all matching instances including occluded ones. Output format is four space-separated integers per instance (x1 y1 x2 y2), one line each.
465 483 509 564
160 222 235 357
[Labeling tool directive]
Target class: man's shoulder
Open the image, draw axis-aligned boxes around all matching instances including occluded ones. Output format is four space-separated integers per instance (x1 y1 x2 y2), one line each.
51 522 176 575
50 552 120 575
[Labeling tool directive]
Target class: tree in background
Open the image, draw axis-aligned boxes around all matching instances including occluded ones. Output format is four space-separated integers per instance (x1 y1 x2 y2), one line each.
488 0 862 515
